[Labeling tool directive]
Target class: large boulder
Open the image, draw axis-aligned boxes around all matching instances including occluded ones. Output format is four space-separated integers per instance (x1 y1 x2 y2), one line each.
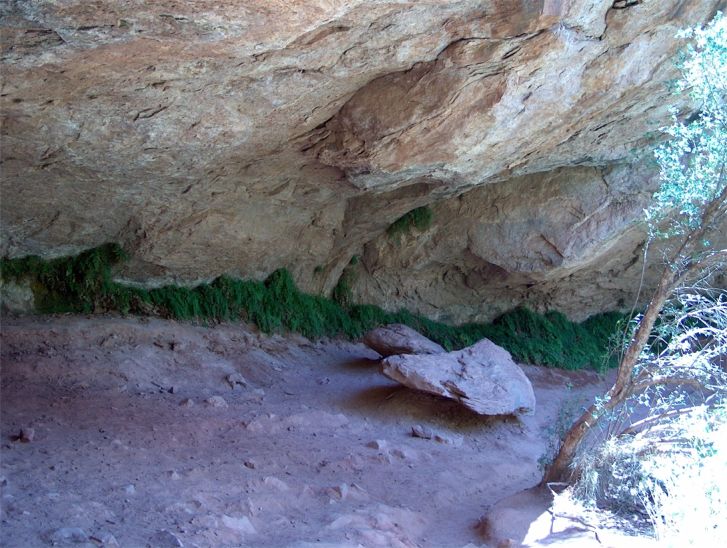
381 338 535 416
363 324 445 358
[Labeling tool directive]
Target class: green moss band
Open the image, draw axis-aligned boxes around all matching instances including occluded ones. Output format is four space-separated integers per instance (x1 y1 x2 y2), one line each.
1 244 626 371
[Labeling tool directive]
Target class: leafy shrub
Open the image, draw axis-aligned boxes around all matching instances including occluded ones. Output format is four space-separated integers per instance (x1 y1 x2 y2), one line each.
641 406 726 545
542 12 727 484
386 206 433 240
0 243 127 313
571 404 726 544
570 289 727 540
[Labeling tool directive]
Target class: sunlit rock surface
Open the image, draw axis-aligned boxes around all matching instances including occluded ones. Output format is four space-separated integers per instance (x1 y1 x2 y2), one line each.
381 338 536 416
364 324 446 358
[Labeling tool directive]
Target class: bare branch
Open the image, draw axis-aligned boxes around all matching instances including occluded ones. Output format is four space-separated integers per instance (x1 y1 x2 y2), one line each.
619 405 709 436
633 376 711 392
677 249 727 283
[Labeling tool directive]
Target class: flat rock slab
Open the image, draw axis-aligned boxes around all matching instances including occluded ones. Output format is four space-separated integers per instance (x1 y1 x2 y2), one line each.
363 324 445 358
381 338 535 416
481 485 658 548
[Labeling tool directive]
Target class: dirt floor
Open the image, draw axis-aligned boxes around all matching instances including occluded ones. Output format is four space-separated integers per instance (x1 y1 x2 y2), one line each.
1 315 612 547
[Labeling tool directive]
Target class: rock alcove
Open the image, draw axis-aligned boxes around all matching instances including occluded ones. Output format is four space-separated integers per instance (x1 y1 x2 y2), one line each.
3 0 725 320
1 1 725 547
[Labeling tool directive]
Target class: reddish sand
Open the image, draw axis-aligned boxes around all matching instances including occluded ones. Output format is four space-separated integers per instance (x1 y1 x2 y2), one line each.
1 315 610 547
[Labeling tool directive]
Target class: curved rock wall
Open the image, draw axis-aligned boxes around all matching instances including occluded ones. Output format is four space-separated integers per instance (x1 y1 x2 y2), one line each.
1 1 724 319
351 164 657 321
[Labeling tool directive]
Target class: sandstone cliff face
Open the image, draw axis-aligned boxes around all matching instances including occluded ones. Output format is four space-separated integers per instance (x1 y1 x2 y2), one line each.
1 1 724 320
351 164 660 321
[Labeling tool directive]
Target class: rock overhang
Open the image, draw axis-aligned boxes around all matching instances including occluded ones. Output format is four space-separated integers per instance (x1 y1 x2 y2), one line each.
1 0 724 320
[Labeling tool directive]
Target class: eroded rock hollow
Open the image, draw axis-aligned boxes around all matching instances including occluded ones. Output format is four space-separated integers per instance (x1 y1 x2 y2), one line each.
2 0 725 320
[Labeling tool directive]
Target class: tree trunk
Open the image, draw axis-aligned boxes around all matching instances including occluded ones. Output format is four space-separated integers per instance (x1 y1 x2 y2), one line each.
541 155 726 484
542 267 677 483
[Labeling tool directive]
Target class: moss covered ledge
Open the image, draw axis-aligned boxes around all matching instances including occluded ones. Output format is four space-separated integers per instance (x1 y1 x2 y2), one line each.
0 244 626 371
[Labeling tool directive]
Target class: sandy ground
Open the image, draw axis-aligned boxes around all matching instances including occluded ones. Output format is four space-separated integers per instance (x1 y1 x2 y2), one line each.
0 315 611 547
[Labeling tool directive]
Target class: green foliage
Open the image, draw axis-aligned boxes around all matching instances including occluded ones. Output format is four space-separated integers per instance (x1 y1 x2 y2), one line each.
1 244 624 370
572 402 727 542
649 13 727 241
410 308 626 371
386 206 433 240
332 256 360 307
0 243 127 313
331 273 353 307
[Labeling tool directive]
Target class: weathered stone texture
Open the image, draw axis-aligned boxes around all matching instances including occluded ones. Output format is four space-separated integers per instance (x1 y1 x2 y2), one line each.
363 324 445 358
381 338 536 416
1 1 724 318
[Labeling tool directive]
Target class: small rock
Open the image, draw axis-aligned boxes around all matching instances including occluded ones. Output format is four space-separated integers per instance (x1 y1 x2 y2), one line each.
411 425 462 446
190 514 218 529
46 526 88 544
150 530 183 547
326 482 369 502
19 427 35 443
391 448 411 459
329 483 350 500
168 470 181 480
168 386 178 394
262 476 289 491
205 396 228 408
123 484 136 495
365 440 388 450
179 398 194 407
90 531 120 547
243 460 257 470
221 514 256 534
411 425 433 439
434 433 463 446
226 373 248 389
